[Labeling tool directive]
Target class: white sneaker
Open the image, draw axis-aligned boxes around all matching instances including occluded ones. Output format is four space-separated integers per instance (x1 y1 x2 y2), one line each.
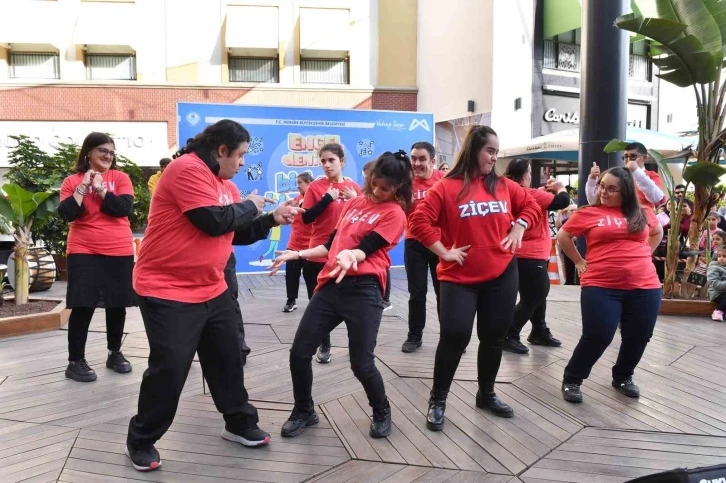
712 309 724 322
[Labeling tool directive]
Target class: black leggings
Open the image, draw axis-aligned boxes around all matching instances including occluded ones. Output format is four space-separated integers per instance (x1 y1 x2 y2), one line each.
714 293 726 312
508 258 549 338
285 258 304 301
302 261 330 347
433 259 518 393
68 307 126 362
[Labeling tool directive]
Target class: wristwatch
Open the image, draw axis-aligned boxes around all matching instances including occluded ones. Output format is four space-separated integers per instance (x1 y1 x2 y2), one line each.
514 218 528 230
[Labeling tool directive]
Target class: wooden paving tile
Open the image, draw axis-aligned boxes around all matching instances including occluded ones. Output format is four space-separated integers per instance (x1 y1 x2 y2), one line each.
243 345 397 404
520 427 726 482
308 461 515 483
59 396 349 483
0 419 78 483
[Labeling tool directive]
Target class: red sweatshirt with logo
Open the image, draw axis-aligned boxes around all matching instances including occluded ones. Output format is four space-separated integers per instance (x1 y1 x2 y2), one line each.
409 176 541 284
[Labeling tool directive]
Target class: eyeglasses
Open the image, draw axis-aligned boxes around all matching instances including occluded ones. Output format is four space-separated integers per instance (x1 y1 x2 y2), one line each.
622 154 641 161
95 147 117 158
597 183 621 194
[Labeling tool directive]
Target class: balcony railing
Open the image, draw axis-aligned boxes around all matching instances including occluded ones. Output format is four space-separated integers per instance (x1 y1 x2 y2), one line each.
543 40 652 82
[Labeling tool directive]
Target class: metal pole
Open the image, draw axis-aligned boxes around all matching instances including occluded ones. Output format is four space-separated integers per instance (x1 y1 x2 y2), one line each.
577 0 629 209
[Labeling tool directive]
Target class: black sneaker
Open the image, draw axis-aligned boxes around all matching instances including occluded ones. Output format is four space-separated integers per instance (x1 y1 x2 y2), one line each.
126 444 161 472
283 300 297 313
281 406 319 437
528 328 562 347
221 425 271 446
369 404 392 438
65 359 97 382
612 377 640 398
315 344 332 364
106 351 132 374
382 300 393 312
475 390 514 418
562 382 583 403
503 336 529 354
401 336 422 353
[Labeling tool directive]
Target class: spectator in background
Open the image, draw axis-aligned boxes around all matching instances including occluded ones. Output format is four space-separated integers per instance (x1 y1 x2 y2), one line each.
438 162 450 175
147 158 172 195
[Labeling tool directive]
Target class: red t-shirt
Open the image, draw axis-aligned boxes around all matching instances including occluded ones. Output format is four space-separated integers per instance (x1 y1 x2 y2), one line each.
303 178 362 263
286 194 312 251
405 170 443 240
562 205 660 290
639 170 665 209
517 188 554 261
60 170 134 256
316 195 406 295
409 176 541 284
134 153 244 303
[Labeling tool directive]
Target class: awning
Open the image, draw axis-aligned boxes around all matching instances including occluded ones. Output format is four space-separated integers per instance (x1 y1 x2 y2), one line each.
73 3 136 49
225 6 279 56
299 8 350 58
499 127 696 162
543 0 648 40
0 1 62 49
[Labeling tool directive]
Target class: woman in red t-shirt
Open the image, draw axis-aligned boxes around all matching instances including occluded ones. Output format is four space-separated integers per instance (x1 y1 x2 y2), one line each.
282 171 314 313
58 132 136 383
557 166 663 404
301 143 362 364
409 126 540 431
269 151 411 440
502 159 571 354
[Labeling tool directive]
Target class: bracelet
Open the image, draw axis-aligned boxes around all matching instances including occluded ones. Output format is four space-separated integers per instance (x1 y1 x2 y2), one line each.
76 185 87 196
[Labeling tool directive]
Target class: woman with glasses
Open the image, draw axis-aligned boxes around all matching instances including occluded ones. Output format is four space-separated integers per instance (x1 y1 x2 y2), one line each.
58 132 137 382
585 142 665 209
557 167 663 403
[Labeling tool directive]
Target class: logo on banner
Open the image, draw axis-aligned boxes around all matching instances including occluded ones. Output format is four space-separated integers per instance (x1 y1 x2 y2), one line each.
376 119 406 131
186 112 201 126
248 136 264 155
358 139 375 157
246 163 263 181
409 119 431 131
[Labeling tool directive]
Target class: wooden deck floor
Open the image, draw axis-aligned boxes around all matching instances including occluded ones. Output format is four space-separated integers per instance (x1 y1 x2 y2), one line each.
1 268 725 482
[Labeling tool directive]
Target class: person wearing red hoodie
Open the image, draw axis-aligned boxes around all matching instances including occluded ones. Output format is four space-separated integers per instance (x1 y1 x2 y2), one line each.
401 141 444 353
409 126 541 430
557 166 663 403
502 159 571 354
282 171 315 313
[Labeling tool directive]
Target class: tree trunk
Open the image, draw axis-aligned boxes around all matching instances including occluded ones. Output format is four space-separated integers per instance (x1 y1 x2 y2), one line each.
13 227 30 306
685 183 711 275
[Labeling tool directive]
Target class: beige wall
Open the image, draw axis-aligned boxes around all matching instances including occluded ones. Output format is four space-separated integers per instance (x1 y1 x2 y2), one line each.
2 0 413 89
377 0 416 87
416 0 494 122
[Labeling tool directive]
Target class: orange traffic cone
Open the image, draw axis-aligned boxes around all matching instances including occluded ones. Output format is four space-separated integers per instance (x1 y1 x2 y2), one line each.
548 239 561 285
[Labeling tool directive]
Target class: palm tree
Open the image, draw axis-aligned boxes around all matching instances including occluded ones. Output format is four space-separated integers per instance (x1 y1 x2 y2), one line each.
615 0 726 296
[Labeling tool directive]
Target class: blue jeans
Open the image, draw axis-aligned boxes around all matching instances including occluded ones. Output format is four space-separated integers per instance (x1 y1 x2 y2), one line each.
563 287 661 385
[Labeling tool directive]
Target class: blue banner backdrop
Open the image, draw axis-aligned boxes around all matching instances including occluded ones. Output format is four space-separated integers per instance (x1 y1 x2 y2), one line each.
177 102 435 273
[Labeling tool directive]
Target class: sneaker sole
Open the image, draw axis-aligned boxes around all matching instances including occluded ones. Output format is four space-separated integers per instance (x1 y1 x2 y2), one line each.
315 353 332 364
283 305 298 313
401 342 422 353
369 426 392 438
528 339 562 347
562 391 583 403
382 305 393 312
426 420 444 431
476 403 514 418
125 447 162 471
281 413 319 438
221 429 272 446
502 346 529 354
106 362 133 374
65 369 97 382
611 383 640 398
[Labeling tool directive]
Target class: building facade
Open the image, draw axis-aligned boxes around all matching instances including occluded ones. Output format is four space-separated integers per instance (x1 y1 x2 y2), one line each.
0 0 418 168
416 0 698 172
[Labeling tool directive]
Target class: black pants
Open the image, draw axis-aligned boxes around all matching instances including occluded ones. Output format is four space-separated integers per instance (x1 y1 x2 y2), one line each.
404 239 440 337
224 253 250 358
508 258 550 338
433 260 518 393
384 269 391 303
67 307 126 362
285 258 304 301
714 293 726 311
302 260 331 348
563 287 661 385
289 276 387 410
127 292 258 449
562 254 576 285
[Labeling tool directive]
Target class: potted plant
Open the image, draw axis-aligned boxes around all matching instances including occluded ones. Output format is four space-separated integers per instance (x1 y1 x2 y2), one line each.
615 0 726 302
0 184 59 305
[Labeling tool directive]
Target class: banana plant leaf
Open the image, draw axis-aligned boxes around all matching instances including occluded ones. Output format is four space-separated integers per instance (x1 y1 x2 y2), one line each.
682 160 726 186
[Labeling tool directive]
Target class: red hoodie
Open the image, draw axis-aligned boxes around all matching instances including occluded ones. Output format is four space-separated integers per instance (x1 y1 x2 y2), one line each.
409 176 541 284
517 188 554 261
